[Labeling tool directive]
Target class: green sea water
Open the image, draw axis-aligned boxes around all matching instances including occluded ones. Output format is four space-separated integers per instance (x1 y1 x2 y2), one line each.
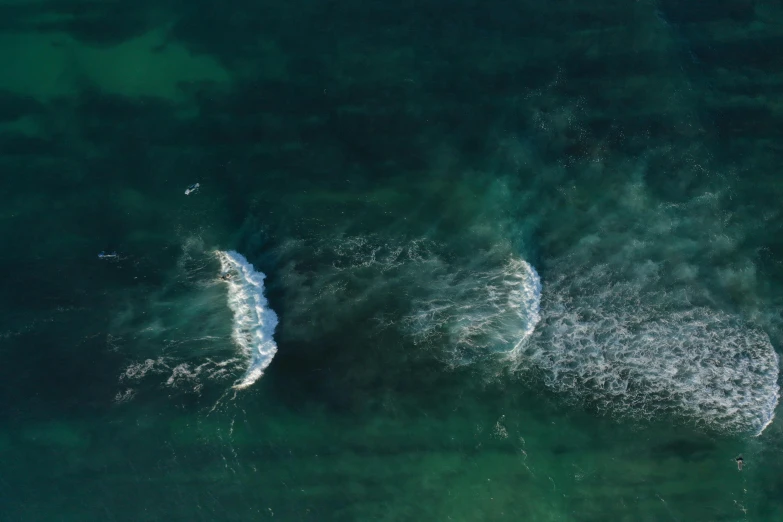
2 0 783 520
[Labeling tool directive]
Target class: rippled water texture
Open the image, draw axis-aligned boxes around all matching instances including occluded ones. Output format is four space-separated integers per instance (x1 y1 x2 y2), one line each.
2 0 783 521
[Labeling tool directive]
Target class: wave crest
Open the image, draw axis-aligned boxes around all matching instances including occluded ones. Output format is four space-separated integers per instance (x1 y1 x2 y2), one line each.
405 257 542 360
217 250 279 389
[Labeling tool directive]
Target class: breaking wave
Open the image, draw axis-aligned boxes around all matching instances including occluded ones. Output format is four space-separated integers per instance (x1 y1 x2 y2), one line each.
405 256 542 361
484 116 782 435
275 233 542 359
217 250 279 389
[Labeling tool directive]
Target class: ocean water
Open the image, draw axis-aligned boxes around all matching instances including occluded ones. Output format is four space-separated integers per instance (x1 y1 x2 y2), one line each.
2 0 783 520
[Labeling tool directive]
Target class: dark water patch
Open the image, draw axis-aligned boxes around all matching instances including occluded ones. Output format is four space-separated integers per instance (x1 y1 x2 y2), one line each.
652 438 718 462
0 91 43 121
658 0 757 24
0 134 58 156
34 0 159 45
690 36 783 70
711 104 783 140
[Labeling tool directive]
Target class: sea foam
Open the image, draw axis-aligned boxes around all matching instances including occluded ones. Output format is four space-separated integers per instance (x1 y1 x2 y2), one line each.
407 256 542 360
216 250 279 389
519 274 780 436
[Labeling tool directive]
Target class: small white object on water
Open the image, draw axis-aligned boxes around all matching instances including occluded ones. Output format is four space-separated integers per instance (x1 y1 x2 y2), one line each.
185 183 200 195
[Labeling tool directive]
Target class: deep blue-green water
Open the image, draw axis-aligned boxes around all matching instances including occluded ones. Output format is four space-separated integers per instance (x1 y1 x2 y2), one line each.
3 0 783 520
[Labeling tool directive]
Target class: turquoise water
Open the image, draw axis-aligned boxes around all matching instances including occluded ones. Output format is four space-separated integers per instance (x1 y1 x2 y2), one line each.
3 0 783 520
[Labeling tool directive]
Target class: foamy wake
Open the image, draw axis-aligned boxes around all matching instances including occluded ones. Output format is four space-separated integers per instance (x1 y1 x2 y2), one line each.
518 281 780 435
216 250 279 389
406 256 542 360
120 356 245 394
276 235 542 357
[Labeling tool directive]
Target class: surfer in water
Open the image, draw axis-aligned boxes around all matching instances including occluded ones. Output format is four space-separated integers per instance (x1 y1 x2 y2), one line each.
220 271 233 281
735 455 744 471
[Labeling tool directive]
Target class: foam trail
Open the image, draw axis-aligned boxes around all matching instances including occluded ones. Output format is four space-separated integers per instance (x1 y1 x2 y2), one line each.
518 276 781 436
275 235 541 357
407 256 542 358
216 250 279 389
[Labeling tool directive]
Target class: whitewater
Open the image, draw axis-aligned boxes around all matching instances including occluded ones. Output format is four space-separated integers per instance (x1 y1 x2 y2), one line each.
216 250 279 390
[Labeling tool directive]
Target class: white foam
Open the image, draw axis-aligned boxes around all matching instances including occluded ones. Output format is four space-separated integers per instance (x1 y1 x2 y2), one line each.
406 256 542 358
514 260 542 342
121 357 171 380
113 388 136 404
216 250 279 389
276 235 541 356
518 283 780 435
